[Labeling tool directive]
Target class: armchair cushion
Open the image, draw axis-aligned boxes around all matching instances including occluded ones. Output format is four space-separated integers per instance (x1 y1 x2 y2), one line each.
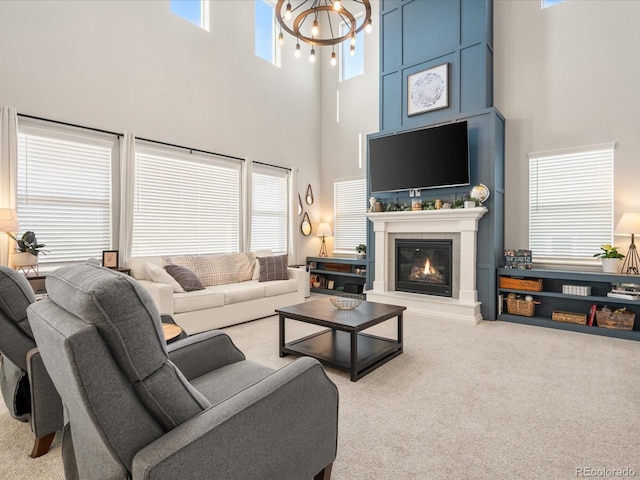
44 264 211 430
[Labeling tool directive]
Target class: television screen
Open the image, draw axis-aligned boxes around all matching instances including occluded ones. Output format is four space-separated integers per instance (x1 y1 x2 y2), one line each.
368 121 469 193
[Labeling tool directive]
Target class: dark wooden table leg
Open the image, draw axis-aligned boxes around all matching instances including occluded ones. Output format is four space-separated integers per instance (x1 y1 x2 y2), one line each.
279 314 287 357
398 312 403 351
350 330 358 381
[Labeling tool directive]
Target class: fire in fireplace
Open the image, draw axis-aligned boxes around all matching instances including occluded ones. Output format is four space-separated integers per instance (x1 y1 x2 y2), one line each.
395 239 452 297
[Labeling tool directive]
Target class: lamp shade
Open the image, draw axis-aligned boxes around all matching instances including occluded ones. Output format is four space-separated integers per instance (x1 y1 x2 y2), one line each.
0 208 19 233
317 222 332 237
615 212 640 235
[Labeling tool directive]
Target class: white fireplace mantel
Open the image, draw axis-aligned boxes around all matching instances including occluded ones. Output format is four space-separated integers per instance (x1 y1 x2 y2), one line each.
366 207 487 324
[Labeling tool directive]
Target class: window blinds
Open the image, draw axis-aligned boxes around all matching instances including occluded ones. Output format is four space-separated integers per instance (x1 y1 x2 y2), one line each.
529 145 614 262
333 178 366 254
251 165 288 254
132 146 241 257
17 127 114 266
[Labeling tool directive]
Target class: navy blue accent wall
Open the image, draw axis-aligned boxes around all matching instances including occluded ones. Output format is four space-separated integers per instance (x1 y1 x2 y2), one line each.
367 0 504 320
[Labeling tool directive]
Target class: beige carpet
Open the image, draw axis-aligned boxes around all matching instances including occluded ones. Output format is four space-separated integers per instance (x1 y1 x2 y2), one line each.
2 307 639 480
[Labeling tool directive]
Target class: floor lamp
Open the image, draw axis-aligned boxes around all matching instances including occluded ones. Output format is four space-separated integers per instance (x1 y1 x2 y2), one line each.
615 212 640 275
0 208 20 266
317 223 332 257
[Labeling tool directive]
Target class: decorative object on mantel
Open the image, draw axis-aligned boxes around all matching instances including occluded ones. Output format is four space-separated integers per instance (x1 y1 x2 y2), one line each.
275 0 372 65
407 63 448 116
317 222 332 257
300 212 312 236
356 244 366 259
298 193 303 216
615 212 640 275
464 197 478 209
469 184 490 204
593 244 624 274
329 293 363 310
305 184 314 205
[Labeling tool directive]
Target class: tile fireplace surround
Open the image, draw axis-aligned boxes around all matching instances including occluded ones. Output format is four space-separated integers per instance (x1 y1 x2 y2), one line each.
366 208 488 324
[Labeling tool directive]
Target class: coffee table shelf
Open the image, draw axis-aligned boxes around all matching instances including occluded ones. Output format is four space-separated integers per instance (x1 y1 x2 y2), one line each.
282 329 401 375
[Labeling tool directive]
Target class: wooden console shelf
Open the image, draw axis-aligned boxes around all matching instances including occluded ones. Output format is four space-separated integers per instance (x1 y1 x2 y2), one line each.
306 256 366 295
497 268 640 341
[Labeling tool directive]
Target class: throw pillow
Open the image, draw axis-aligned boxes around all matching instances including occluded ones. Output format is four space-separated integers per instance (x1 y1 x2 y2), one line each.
165 264 204 292
252 249 274 280
144 263 185 293
258 254 289 282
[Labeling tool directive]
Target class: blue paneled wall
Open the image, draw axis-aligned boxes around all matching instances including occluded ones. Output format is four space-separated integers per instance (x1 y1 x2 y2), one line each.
367 0 504 320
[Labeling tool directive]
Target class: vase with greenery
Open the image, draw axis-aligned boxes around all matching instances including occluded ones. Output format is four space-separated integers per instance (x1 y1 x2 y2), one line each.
356 244 366 259
593 244 624 273
8 231 48 266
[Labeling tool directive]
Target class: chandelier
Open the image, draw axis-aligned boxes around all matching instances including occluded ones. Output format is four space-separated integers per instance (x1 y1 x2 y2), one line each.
275 0 373 65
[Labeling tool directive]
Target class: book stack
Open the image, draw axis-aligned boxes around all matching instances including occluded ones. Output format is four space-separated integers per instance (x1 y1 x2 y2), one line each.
607 283 640 301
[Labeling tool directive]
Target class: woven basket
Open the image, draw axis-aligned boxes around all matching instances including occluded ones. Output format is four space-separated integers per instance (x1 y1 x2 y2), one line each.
506 297 535 317
552 310 587 325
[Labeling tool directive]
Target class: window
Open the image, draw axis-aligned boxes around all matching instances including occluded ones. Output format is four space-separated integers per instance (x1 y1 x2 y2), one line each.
255 0 281 66
251 164 289 253
333 178 366 254
132 145 242 256
17 124 115 268
170 0 210 31
340 21 364 81
541 0 565 8
529 144 614 264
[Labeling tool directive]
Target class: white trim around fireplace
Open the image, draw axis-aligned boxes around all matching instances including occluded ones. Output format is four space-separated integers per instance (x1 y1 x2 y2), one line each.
365 208 488 324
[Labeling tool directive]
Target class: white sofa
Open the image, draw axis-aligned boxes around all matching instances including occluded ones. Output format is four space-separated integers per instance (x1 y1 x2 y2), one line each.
128 252 306 335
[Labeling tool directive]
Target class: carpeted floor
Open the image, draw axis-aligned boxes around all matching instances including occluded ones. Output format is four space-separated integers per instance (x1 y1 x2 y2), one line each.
2 307 639 479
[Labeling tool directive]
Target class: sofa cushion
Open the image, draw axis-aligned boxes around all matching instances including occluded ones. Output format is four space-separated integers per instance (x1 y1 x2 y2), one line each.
173 288 225 314
235 253 256 282
252 249 274 280
263 279 298 297
165 265 204 292
164 254 237 287
206 281 266 305
258 254 289 282
144 263 184 293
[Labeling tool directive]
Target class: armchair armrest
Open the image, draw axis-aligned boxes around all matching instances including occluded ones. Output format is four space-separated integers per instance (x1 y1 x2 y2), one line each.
137 280 174 316
26 347 63 438
287 267 307 296
132 357 338 480
166 331 245 381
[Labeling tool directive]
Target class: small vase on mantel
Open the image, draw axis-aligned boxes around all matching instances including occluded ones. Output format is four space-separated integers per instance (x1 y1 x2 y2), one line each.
601 258 619 274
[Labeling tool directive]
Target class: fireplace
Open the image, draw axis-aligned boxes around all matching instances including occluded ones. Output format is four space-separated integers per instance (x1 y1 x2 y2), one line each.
395 239 452 297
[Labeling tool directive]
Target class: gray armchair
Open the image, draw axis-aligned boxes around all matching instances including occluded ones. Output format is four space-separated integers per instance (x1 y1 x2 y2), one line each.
0 266 63 457
28 264 338 480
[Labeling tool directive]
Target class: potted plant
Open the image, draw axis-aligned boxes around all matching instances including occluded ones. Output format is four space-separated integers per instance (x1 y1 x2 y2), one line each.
8 231 48 266
356 244 366 259
593 244 624 273
464 197 478 209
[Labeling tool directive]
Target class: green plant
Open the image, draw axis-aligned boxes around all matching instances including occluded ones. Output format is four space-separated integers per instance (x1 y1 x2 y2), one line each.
7 231 49 256
356 244 366 254
593 244 624 259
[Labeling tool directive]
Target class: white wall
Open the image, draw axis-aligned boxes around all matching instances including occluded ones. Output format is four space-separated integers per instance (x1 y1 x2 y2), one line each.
313 1 380 258
0 0 324 263
494 0 640 255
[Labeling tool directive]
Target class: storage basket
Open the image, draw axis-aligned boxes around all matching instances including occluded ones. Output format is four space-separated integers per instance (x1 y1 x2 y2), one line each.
499 277 543 292
595 310 635 330
552 310 587 325
506 297 536 317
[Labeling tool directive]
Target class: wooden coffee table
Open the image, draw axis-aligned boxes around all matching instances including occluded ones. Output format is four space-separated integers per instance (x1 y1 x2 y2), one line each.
276 299 406 381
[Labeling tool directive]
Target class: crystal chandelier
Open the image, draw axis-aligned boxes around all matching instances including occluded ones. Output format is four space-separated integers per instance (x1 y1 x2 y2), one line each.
275 0 372 65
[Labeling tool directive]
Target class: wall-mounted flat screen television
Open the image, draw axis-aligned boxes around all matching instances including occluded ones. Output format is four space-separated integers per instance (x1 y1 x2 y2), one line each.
368 121 469 193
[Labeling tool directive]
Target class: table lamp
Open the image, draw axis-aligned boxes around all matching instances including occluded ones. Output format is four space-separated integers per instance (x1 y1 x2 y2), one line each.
317 222 332 257
615 212 640 275
0 208 20 266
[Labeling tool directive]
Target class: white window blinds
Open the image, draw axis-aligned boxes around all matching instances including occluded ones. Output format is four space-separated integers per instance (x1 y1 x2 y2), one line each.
333 178 366 254
251 164 288 254
16 125 114 267
529 144 614 263
132 145 242 257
